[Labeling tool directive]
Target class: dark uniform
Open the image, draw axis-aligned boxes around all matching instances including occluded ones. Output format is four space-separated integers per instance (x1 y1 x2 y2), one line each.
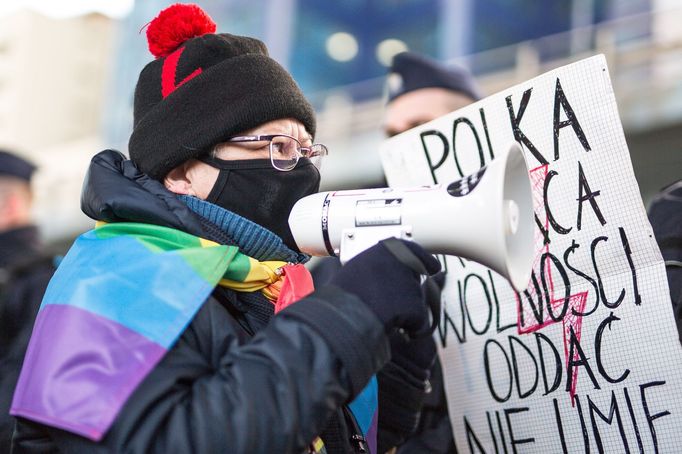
648 180 682 343
0 151 55 452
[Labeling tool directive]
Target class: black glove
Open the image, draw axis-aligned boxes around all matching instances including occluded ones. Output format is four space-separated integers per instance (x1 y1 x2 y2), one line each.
376 333 437 453
389 267 447 380
388 332 437 382
377 268 446 454
330 238 441 336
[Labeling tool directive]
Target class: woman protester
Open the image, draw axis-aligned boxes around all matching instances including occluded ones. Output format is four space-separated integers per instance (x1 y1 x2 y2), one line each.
10 4 440 454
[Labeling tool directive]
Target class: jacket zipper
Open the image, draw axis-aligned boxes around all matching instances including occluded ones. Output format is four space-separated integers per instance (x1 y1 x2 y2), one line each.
343 406 369 453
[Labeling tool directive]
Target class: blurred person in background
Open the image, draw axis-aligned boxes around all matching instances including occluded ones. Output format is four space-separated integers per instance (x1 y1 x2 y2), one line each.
647 179 682 343
9 4 443 454
383 51 481 138
0 150 55 452
312 51 482 454
386 51 482 454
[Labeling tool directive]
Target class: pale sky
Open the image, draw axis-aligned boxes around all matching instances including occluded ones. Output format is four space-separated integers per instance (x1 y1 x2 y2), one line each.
0 0 134 18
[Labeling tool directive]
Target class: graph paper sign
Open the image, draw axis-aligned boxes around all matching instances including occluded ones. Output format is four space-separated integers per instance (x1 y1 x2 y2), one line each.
380 55 682 452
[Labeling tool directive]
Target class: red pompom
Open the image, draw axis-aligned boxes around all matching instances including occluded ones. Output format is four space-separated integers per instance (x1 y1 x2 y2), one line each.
146 3 216 58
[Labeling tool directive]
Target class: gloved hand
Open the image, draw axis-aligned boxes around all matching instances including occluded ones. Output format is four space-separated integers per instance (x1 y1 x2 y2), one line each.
388 331 437 382
387 269 446 380
330 238 441 336
376 332 438 453
387 269 447 378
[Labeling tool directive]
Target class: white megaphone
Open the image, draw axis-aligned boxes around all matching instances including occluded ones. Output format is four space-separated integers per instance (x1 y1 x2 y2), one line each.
289 142 534 291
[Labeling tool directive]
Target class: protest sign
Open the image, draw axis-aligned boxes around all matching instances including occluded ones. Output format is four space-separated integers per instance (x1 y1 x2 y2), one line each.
380 55 682 453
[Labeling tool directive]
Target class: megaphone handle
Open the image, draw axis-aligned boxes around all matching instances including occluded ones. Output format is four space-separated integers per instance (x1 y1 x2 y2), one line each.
381 238 442 340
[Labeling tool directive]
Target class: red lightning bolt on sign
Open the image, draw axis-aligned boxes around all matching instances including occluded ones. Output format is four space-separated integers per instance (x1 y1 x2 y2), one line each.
516 164 588 406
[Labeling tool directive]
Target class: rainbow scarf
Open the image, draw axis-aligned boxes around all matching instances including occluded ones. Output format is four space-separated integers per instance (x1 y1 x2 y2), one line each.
11 222 378 452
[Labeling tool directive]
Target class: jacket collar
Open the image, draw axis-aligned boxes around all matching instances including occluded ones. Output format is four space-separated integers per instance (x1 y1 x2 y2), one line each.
81 150 210 238
80 150 306 263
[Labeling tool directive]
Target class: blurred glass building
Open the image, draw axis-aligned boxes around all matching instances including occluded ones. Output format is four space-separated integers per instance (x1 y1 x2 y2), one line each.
105 0 653 122
104 0 675 195
3 0 674 242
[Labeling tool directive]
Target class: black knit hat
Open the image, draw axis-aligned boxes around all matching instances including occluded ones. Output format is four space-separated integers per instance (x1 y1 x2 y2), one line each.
0 150 36 182
129 4 316 181
386 52 481 104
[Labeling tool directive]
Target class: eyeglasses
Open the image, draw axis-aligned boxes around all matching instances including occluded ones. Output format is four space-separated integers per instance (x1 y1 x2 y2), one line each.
225 134 328 171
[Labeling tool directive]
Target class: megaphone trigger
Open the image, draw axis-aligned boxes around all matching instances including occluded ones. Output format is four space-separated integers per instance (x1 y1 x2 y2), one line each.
381 237 431 276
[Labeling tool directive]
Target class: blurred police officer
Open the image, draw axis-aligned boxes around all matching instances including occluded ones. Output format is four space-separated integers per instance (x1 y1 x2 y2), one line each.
648 180 682 344
386 51 482 454
0 150 54 451
383 51 481 138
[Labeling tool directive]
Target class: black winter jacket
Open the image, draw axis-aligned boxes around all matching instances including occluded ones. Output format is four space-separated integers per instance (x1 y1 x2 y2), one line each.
648 179 682 344
11 151 414 453
0 227 54 452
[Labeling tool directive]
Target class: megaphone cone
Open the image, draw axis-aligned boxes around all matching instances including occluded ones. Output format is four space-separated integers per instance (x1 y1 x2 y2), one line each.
289 142 534 291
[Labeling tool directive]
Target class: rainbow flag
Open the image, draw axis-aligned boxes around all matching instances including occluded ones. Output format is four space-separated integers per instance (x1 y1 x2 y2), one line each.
11 221 379 452
10 222 283 441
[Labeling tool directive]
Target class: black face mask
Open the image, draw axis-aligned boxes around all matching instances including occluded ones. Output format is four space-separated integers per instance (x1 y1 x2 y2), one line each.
203 158 321 251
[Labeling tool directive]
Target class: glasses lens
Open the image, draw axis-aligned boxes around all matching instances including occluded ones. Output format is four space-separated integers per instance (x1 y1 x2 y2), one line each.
307 144 327 170
270 136 299 171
